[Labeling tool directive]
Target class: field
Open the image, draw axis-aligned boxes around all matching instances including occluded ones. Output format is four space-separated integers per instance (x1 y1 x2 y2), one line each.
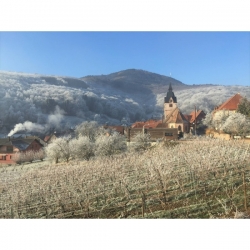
0 138 250 218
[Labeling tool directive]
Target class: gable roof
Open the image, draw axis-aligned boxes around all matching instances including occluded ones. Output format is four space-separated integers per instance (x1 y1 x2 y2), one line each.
165 107 189 123
11 140 30 151
183 114 192 122
215 93 243 111
188 110 205 123
0 137 44 151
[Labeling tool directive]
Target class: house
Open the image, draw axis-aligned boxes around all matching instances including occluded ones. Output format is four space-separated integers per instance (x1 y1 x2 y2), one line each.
184 109 206 134
213 93 243 116
44 129 75 144
212 93 243 131
0 136 45 164
127 125 179 141
129 119 179 141
44 134 58 144
103 125 125 135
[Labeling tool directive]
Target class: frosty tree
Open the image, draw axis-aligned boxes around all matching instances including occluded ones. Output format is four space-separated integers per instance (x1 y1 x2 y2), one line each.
69 136 94 160
131 132 151 151
221 113 250 136
237 97 250 118
45 137 72 163
95 132 127 156
202 112 213 128
75 121 106 142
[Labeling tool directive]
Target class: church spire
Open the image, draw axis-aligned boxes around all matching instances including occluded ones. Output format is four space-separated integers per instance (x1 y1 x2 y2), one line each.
168 82 173 92
165 83 177 103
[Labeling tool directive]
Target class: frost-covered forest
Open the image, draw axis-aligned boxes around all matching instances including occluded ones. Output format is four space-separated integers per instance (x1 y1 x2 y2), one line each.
157 85 250 114
1 70 250 137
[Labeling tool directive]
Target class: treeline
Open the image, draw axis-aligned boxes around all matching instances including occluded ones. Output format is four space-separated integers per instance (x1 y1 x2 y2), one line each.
45 121 152 164
0 72 150 133
13 150 45 164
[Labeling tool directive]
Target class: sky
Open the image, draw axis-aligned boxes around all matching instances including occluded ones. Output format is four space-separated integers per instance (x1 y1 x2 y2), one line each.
0 31 249 86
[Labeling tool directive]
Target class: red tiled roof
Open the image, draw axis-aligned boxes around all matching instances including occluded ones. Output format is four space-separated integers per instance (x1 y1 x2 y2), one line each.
44 135 51 142
104 126 124 134
131 119 163 129
215 93 243 111
189 110 204 123
183 115 192 122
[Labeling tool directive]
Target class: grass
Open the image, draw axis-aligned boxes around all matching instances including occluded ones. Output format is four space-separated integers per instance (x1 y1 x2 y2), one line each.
0 137 250 218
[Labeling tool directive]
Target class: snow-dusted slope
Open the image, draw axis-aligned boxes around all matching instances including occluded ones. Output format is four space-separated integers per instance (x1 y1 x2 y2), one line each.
0 70 157 135
0 70 249 137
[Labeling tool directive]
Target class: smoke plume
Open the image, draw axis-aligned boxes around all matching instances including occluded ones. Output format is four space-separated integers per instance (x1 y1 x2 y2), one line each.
8 121 46 137
8 106 66 137
47 105 65 128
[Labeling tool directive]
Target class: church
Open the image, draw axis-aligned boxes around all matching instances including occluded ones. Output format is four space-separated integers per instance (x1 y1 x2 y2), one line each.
128 83 205 140
163 83 190 133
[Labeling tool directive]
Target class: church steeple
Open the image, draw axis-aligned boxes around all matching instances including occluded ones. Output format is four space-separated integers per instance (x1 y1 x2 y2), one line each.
164 83 177 103
164 83 178 119
168 82 173 91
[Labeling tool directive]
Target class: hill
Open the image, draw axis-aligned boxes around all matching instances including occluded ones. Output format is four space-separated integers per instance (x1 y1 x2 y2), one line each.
1 69 250 137
81 69 187 94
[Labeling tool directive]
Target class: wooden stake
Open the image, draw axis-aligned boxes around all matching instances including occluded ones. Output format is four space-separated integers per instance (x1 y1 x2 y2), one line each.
141 193 146 218
243 172 247 211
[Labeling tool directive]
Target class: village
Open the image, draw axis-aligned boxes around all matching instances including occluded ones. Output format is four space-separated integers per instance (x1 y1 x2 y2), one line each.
1 83 249 165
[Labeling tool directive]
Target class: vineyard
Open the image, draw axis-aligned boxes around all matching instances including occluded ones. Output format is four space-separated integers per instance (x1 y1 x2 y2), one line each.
0 138 250 218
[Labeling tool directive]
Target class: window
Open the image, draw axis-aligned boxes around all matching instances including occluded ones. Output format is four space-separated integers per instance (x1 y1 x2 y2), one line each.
165 133 173 136
0 155 6 160
169 104 173 107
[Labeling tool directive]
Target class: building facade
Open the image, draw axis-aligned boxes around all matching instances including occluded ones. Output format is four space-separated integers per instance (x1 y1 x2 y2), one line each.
128 83 197 140
0 136 44 164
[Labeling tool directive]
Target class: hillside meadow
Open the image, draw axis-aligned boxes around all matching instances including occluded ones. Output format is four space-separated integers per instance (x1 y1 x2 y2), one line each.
0 137 250 219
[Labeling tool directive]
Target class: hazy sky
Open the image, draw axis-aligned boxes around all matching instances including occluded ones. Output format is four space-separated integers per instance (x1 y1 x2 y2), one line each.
0 32 249 86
